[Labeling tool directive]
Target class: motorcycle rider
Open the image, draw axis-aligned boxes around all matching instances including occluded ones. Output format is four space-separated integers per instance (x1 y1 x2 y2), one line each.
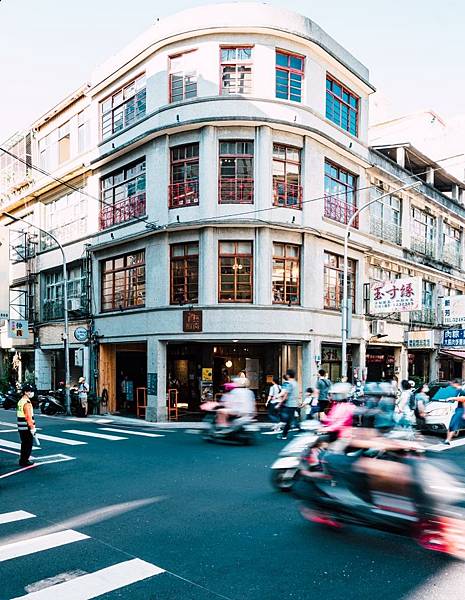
216 377 255 430
319 382 355 445
17 383 37 467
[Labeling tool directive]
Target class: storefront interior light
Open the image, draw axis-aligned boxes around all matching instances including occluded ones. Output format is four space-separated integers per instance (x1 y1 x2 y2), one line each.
213 346 217 353
233 339 239 343
225 360 233 368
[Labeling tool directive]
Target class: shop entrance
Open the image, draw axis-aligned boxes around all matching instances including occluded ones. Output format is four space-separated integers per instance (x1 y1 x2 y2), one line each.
366 347 395 381
321 344 352 382
408 351 430 384
115 345 147 415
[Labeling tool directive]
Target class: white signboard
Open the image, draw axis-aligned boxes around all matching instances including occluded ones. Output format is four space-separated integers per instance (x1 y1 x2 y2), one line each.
406 330 435 349
369 277 422 314
0 225 9 319
443 296 465 325
8 319 29 339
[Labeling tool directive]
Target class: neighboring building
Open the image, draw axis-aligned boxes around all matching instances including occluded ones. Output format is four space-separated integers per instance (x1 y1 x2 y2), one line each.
2 3 465 421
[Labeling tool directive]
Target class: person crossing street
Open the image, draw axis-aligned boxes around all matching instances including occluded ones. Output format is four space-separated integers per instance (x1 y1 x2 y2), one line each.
17 383 37 467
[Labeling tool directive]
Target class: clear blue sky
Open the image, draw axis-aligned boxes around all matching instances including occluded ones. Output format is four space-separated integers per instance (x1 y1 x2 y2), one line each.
1 0 463 141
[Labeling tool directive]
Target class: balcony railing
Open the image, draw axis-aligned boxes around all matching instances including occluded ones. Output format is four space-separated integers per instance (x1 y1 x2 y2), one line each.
409 307 436 325
411 234 435 257
442 245 461 268
324 195 358 227
99 193 146 230
370 216 401 245
273 180 302 209
218 178 254 204
169 179 199 208
42 295 87 321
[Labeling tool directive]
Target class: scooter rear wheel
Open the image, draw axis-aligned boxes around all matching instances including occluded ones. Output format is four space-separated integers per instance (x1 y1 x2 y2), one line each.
270 468 297 492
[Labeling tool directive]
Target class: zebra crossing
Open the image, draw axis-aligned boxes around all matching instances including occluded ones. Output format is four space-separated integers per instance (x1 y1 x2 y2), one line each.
0 509 166 599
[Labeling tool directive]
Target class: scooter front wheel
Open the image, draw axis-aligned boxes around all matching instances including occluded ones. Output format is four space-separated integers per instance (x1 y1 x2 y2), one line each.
270 468 298 492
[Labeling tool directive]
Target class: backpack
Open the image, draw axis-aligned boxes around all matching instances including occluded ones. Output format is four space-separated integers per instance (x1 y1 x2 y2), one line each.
408 391 416 411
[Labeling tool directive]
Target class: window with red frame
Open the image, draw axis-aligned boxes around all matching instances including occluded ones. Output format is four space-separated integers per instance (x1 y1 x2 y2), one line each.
169 143 199 208
326 76 359 136
324 252 355 311
220 47 252 95
100 159 146 230
275 50 304 102
170 242 199 305
324 161 358 226
101 251 145 312
169 51 197 103
219 241 253 302
101 75 146 140
219 141 254 204
272 144 302 208
272 243 300 305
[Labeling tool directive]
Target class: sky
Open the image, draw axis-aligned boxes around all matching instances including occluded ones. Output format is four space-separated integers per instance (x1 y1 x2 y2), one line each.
1 0 464 142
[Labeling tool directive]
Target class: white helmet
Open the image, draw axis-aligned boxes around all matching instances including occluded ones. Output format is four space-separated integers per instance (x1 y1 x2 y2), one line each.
329 382 352 401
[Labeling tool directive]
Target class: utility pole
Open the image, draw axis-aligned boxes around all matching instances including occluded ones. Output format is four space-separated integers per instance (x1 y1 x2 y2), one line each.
2 211 72 415
340 181 422 379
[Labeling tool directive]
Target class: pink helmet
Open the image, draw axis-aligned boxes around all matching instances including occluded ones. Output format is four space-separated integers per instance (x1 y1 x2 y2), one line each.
224 382 236 392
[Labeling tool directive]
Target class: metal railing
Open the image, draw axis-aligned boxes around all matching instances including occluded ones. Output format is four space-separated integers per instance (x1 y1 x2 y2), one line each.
42 295 87 321
273 180 302 209
369 215 401 245
324 195 359 227
218 177 254 204
169 179 199 208
99 192 146 230
410 234 435 257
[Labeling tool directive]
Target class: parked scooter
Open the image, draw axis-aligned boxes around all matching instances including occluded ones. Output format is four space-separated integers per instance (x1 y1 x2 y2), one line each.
39 394 66 415
1 384 21 410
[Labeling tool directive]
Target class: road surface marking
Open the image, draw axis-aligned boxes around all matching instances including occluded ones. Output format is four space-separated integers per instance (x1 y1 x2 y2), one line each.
33 454 76 465
427 438 465 452
63 430 127 441
0 438 42 451
11 558 165 599
36 434 87 446
0 421 16 427
0 428 19 433
0 511 36 525
98 428 164 438
0 530 89 562
94 419 114 424
0 465 37 479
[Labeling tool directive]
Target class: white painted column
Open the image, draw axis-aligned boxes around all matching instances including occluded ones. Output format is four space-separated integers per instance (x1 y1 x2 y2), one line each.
199 126 218 220
83 346 90 382
401 194 412 249
255 126 273 218
302 340 312 396
152 135 170 226
426 167 434 186
146 338 167 422
34 348 52 391
256 228 272 305
429 349 439 382
399 346 409 381
200 227 216 305
396 147 405 169
435 216 443 261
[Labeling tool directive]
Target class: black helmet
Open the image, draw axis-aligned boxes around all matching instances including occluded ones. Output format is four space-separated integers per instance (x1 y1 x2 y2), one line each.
21 383 35 394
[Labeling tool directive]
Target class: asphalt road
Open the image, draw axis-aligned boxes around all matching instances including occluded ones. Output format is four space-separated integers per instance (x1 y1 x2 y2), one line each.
0 409 465 600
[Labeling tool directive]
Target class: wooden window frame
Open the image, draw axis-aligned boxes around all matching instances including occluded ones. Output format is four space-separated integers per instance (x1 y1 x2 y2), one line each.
100 74 146 140
169 50 198 103
272 243 301 305
326 74 359 136
170 242 199 305
100 158 146 229
219 45 253 95
323 251 356 311
272 144 302 209
218 241 253 303
101 251 146 312
324 160 358 226
275 49 305 103
169 143 200 208
218 140 254 204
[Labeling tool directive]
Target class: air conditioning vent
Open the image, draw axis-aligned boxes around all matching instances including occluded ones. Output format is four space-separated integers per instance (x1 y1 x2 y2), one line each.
371 320 387 336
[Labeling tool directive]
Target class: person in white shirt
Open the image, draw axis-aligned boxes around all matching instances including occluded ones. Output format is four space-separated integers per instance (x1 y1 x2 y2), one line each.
266 376 282 431
77 376 89 417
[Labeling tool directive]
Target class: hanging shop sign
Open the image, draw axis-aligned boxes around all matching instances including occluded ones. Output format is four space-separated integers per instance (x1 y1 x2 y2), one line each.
202 368 213 382
369 276 422 314
74 327 89 342
8 319 29 339
0 225 9 320
183 310 203 332
443 296 465 325
442 329 465 348
406 330 435 349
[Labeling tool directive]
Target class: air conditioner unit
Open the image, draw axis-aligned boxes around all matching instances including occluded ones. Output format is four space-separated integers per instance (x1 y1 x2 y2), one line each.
67 298 81 312
371 320 387 336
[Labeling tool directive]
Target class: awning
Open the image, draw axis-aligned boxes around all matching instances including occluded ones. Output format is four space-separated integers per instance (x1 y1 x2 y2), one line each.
439 349 465 361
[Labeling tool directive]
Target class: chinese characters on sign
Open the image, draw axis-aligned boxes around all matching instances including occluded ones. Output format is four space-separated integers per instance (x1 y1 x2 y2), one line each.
183 310 203 332
406 330 435 349
442 296 465 325
369 276 422 314
443 329 465 347
8 320 29 339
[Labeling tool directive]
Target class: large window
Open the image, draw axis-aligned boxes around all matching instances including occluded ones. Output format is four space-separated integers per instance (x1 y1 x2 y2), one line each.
272 144 302 208
220 47 252 95
41 189 87 249
411 207 436 256
219 241 253 302
369 189 401 244
169 143 199 207
324 161 358 226
275 50 304 102
170 243 199 304
42 263 87 321
100 159 146 229
78 108 90 153
169 51 197 103
218 140 254 204
38 129 59 171
326 76 359 136
410 280 435 325
272 243 300 305
443 223 461 267
101 75 146 140
324 252 355 311
58 121 71 164
101 251 145 312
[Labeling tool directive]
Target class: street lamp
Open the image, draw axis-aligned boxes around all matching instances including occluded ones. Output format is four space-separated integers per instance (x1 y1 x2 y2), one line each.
340 180 422 379
2 211 72 415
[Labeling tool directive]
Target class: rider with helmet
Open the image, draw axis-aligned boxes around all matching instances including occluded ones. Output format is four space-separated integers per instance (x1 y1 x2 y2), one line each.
362 381 396 432
319 382 355 442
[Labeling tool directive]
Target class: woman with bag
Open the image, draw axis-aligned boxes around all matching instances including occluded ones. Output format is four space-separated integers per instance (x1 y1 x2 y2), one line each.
266 376 282 432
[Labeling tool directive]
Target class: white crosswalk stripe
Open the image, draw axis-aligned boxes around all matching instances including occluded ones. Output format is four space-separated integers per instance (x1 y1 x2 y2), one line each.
0 438 29 451
63 430 127 441
0 511 36 525
10 558 165 599
98 428 164 438
0 530 89 562
36 433 87 446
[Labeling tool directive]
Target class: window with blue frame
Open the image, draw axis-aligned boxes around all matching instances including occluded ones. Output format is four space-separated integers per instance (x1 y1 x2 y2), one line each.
275 50 304 103
326 76 359 136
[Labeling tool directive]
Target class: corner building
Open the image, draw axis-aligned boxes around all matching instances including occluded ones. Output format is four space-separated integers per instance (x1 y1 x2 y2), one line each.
89 3 375 419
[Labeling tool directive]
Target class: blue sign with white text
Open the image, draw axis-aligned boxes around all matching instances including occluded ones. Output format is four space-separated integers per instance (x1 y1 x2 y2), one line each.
442 329 465 347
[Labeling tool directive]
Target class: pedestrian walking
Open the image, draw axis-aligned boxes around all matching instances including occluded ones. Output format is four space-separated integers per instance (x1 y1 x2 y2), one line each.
266 376 282 431
315 369 332 419
444 379 465 445
414 383 429 431
78 376 89 417
303 387 319 419
395 380 414 428
276 369 299 440
17 383 37 467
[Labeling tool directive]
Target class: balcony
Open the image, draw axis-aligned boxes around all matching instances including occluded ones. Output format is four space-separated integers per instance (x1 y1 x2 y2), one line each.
218 178 254 204
324 195 358 227
169 179 199 208
273 180 302 209
99 193 146 230
409 307 436 325
411 234 435 257
370 216 401 245
42 295 87 321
